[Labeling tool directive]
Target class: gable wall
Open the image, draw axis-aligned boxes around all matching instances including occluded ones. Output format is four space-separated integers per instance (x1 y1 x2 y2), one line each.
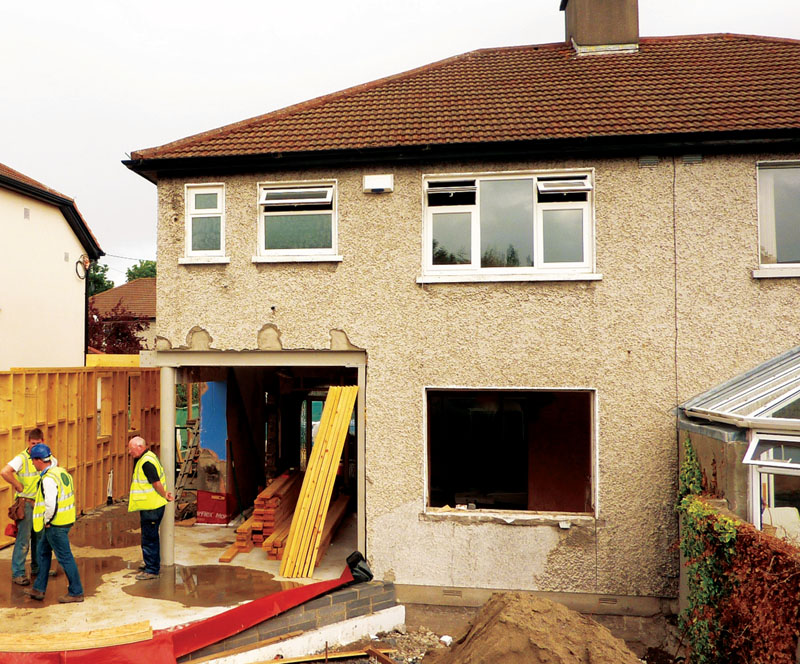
153 150 800 598
0 188 87 370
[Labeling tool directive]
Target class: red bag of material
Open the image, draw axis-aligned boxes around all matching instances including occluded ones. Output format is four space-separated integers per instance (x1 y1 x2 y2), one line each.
5 522 18 538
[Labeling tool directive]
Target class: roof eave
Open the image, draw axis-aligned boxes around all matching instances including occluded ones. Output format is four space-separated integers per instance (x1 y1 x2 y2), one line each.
123 128 800 182
0 173 104 259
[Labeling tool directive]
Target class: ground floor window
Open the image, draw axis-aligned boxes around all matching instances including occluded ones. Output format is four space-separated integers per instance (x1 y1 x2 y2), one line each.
426 389 593 513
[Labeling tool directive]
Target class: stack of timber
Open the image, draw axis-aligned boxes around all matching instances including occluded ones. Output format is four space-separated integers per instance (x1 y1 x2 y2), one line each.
254 470 302 536
280 385 358 578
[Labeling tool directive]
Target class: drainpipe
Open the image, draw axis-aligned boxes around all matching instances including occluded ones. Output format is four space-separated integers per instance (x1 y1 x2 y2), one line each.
160 366 177 567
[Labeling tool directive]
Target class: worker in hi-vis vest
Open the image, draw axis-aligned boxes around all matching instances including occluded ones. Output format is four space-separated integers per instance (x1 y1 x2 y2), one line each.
24 444 84 603
0 428 58 586
128 436 173 580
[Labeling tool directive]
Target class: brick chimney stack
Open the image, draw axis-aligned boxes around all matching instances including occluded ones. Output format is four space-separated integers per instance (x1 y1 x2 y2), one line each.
560 0 639 53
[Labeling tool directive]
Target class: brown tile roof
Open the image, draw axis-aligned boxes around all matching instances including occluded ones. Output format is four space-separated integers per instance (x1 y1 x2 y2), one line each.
130 34 800 162
90 277 156 319
0 161 103 258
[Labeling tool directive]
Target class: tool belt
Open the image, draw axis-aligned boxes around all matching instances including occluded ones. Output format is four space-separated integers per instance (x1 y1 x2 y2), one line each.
7 497 27 522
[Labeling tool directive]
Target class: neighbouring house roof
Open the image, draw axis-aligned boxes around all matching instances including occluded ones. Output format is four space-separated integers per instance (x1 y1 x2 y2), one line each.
89 277 156 320
682 346 800 431
0 161 103 259
126 33 800 179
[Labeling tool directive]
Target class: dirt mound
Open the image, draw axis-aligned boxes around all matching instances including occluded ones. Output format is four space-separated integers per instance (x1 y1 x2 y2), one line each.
421 592 642 664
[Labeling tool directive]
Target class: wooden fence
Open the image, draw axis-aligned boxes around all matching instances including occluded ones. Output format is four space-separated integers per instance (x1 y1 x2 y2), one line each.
0 367 160 546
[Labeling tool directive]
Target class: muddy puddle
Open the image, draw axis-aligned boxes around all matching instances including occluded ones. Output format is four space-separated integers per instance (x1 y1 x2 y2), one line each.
123 564 299 607
65 503 142 549
199 541 233 548
0 557 128 607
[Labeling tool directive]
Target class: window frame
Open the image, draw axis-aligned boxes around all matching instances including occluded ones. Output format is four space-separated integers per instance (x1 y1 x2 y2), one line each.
754 161 800 278
183 183 226 261
420 169 598 283
422 386 598 519
254 180 342 263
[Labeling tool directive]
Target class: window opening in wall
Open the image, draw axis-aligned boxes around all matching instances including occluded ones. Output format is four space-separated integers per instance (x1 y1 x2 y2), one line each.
758 163 800 266
424 171 592 275
427 389 593 513
259 183 336 254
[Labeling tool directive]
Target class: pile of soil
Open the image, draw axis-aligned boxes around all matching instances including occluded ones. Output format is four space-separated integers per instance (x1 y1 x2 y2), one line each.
419 592 642 664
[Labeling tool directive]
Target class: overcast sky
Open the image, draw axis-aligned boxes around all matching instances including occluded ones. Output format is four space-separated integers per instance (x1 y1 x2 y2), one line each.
2 0 799 285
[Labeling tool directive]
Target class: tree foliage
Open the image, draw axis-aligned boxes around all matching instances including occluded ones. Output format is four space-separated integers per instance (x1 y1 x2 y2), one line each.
88 301 146 354
126 259 156 282
88 262 114 296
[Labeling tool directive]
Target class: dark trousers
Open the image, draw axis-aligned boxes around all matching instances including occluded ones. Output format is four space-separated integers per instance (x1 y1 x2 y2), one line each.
34 525 83 597
140 505 165 575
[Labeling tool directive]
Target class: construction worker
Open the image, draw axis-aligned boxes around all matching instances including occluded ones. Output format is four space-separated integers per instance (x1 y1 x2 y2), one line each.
24 444 83 603
128 436 173 580
0 428 58 586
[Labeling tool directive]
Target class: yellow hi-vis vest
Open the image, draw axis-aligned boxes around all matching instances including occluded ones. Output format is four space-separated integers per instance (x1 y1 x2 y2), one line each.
15 450 40 499
128 450 167 512
33 466 76 532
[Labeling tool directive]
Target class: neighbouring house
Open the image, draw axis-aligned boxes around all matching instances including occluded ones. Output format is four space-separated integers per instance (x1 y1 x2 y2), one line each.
124 0 800 628
0 161 103 370
89 277 157 350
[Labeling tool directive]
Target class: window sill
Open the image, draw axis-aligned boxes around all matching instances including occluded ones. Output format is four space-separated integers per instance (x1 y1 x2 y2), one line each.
420 508 595 527
416 272 602 284
178 256 230 265
752 266 800 279
252 255 343 263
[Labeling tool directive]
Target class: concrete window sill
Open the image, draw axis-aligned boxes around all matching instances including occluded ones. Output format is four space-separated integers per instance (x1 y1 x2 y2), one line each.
178 256 231 265
753 267 800 279
252 255 343 263
416 272 602 284
420 509 595 527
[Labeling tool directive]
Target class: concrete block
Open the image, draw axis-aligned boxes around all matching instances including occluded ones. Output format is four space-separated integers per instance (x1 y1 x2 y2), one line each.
302 595 333 611
330 589 359 604
357 583 389 599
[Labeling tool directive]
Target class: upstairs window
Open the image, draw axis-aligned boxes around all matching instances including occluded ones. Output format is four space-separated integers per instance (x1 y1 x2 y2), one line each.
423 171 594 279
758 163 800 267
185 184 225 257
256 182 339 261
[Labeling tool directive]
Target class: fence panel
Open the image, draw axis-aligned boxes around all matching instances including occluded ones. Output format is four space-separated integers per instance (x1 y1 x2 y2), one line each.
0 366 160 547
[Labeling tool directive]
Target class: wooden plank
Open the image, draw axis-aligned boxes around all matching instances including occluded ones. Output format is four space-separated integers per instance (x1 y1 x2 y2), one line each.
281 386 358 578
189 630 304 664
254 649 397 664
219 543 240 563
303 386 358 575
292 387 350 576
0 620 153 652
365 647 399 664
280 387 341 577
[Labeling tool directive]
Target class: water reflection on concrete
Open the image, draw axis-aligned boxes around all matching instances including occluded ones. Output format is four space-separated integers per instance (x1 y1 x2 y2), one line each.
0 557 127 608
124 565 299 607
199 541 234 548
69 504 142 549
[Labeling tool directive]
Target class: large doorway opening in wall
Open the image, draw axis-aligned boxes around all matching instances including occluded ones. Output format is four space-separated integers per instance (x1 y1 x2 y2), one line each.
427 389 593 513
175 362 360 571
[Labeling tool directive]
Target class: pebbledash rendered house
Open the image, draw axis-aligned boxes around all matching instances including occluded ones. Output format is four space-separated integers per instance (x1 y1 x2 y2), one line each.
125 0 800 632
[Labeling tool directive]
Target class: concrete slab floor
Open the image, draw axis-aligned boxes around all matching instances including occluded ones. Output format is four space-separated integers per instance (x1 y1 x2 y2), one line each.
0 502 358 636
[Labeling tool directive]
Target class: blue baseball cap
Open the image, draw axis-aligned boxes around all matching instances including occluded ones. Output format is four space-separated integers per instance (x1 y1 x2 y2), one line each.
30 444 51 460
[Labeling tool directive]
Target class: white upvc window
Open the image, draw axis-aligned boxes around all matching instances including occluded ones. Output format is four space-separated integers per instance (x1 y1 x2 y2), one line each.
744 431 800 543
184 184 226 259
421 170 596 282
254 181 341 262
757 162 800 270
